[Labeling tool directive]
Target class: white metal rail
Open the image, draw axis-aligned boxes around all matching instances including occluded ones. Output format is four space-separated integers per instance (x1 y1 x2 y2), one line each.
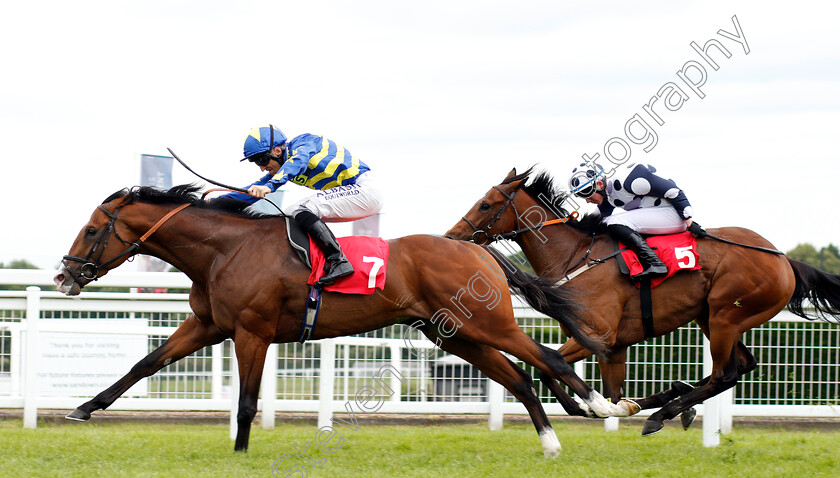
2 270 839 448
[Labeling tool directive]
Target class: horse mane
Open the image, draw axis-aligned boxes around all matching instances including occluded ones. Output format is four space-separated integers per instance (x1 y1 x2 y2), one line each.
513 168 606 235
101 184 277 219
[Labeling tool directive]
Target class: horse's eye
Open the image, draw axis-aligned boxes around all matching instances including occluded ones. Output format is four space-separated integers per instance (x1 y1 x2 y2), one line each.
85 227 97 237
479 202 491 211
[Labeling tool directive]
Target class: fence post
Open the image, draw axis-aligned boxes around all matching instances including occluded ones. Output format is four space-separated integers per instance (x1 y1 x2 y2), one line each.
261 343 277 430
211 343 223 400
10 323 21 399
229 350 239 440
317 339 336 429
720 387 733 434
389 343 402 403
23 286 41 429
487 378 504 430
702 335 720 447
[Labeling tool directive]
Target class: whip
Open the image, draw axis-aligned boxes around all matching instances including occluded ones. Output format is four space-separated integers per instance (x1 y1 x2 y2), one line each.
166 148 284 215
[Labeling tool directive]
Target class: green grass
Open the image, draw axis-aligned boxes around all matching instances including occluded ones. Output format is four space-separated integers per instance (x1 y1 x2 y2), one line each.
0 419 838 477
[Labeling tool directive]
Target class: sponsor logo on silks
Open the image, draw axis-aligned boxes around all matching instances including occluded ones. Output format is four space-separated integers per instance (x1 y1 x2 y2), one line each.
320 190 361 201
293 175 308 185
317 184 360 198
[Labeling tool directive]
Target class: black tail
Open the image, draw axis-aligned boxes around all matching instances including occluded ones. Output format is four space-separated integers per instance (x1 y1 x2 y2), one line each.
786 258 840 322
483 246 607 358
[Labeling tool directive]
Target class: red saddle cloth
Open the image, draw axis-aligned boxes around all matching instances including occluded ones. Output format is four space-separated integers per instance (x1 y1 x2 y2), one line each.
620 231 701 289
307 236 390 294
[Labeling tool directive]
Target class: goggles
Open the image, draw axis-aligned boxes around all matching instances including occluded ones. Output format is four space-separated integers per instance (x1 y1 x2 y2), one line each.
248 152 273 167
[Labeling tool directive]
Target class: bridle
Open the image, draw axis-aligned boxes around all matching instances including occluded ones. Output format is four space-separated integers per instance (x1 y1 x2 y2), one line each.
460 186 520 243
460 185 579 243
61 202 191 285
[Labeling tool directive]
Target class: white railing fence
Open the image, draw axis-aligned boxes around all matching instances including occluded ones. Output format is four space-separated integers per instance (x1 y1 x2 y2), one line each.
2 270 839 448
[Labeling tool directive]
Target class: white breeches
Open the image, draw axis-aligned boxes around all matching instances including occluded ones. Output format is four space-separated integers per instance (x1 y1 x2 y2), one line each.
288 172 384 222
603 206 687 234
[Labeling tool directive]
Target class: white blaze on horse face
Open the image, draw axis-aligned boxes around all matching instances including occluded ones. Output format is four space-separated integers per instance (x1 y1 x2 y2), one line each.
539 428 562 458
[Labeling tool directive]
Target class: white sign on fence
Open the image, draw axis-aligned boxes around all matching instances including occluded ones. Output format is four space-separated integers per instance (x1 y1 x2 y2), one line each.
35 321 148 397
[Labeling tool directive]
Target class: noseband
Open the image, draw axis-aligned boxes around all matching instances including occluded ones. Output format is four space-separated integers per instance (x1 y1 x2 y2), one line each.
61 203 191 285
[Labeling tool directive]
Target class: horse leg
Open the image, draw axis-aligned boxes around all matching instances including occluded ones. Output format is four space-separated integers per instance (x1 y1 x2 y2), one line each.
537 371 592 418
539 339 592 417
537 341 625 419
533 338 590 417
626 322 715 426
641 320 759 436
66 314 226 421
632 318 757 430
417 323 563 458
597 349 628 402
478 327 623 418
231 330 271 452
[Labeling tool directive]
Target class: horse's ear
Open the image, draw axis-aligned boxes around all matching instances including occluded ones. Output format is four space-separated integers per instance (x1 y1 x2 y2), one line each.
501 168 527 191
509 177 527 191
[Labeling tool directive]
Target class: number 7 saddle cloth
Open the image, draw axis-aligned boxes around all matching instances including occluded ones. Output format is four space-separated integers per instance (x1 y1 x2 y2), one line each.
618 231 701 289
307 235 390 295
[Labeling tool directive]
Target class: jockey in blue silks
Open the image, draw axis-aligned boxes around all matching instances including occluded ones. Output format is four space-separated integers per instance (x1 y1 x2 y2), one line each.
223 125 383 287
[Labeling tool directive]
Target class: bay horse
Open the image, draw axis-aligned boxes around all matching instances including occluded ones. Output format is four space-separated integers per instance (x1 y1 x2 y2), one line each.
53 184 630 457
445 168 840 435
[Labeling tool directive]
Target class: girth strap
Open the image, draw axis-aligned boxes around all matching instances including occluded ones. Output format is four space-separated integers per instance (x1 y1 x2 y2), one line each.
639 278 655 340
298 285 322 343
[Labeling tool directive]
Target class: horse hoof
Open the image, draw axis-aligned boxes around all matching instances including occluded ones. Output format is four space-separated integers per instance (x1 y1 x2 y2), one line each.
65 408 91 421
641 419 664 436
621 399 641 416
681 407 697 430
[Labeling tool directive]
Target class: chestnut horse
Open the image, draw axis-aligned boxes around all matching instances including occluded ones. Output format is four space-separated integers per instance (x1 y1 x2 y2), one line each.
53 184 631 457
445 168 840 435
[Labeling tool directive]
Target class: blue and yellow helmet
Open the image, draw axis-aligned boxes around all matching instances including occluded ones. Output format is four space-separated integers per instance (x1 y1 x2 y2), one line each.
241 125 287 161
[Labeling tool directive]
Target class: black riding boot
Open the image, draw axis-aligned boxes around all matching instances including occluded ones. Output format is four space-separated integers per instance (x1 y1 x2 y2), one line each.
295 210 354 287
607 224 668 281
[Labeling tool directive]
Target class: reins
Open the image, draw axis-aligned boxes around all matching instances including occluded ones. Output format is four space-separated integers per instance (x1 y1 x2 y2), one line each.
701 233 784 255
494 213 580 241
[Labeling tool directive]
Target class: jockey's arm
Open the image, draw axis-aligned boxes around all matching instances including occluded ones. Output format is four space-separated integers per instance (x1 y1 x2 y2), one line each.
219 173 272 203
631 167 694 221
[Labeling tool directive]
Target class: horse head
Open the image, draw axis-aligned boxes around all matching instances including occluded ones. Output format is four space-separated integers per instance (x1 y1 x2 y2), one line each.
444 167 533 244
54 186 199 295
53 190 143 295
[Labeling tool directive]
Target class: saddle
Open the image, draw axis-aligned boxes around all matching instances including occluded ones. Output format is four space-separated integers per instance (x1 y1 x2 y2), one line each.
614 231 701 289
612 231 701 340
284 217 390 343
285 217 312 268
282 218 320 343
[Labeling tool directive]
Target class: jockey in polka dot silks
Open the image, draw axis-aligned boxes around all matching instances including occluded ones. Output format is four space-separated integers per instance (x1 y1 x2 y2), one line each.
569 161 705 281
222 125 384 287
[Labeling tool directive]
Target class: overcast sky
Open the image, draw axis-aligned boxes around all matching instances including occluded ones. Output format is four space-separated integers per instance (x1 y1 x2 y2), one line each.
1 1 837 270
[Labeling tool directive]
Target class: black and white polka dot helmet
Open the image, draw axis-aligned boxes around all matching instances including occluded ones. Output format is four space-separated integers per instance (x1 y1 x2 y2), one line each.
569 162 605 198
